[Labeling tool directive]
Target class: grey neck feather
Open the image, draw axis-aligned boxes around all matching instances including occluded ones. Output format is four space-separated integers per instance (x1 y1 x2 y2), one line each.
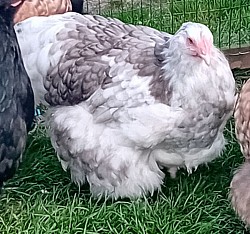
160 43 221 109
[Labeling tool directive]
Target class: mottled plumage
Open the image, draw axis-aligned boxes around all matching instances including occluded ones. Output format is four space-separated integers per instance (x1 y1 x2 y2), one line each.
234 80 250 159
0 0 34 188
15 13 235 198
230 79 250 226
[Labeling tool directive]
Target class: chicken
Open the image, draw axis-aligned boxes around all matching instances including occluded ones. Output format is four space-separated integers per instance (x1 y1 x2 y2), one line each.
0 0 34 189
13 0 84 24
15 13 235 199
230 79 250 226
71 0 83 14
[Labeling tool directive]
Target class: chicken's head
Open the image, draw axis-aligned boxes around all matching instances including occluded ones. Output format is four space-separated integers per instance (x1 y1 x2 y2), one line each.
172 22 214 66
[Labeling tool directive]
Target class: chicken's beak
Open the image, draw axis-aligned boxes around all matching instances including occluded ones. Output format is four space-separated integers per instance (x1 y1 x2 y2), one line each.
200 53 211 66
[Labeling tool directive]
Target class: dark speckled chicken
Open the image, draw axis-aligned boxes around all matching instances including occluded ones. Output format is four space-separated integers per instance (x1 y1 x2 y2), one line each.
0 0 34 189
71 0 83 13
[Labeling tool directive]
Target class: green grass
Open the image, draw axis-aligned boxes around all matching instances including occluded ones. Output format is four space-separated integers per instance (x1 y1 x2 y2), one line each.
1 1 250 233
0 115 247 233
0 72 250 233
98 0 250 49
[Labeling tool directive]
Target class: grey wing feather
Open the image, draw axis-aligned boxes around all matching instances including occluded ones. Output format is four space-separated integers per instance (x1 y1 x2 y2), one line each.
44 14 172 106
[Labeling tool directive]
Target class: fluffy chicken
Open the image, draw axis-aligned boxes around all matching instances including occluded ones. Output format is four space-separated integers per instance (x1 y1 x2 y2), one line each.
15 13 235 198
230 79 250 226
13 0 84 24
0 0 34 189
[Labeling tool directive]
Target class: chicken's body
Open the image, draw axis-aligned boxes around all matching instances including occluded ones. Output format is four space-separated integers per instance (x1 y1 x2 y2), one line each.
230 79 250 226
13 0 84 24
15 13 235 198
0 0 34 188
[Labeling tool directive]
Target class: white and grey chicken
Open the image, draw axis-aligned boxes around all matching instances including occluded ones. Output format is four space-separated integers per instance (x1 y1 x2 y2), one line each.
15 13 236 199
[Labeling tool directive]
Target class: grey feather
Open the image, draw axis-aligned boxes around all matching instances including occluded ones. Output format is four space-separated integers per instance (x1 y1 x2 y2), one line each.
38 14 171 106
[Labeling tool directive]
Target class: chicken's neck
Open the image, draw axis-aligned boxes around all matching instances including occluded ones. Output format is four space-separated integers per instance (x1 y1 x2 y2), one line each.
161 48 226 109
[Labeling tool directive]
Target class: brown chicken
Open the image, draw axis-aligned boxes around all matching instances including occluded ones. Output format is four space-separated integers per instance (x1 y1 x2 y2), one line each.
14 0 72 24
230 79 250 226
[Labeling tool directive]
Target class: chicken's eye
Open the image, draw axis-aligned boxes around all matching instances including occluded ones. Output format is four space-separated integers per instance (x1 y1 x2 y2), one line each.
187 38 194 45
